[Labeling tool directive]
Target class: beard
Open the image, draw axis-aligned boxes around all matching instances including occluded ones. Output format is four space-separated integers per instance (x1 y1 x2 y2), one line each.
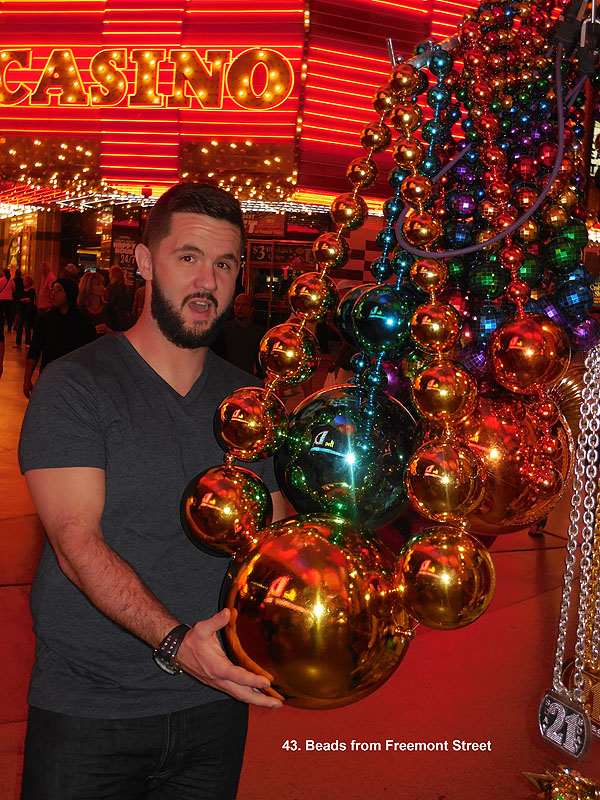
150 275 231 349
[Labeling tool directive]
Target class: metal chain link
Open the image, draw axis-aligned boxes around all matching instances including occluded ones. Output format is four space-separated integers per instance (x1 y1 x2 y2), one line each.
572 346 600 702
553 345 600 699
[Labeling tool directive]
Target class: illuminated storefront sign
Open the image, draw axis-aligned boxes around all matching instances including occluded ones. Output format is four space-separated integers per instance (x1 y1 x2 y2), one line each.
0 47 294 110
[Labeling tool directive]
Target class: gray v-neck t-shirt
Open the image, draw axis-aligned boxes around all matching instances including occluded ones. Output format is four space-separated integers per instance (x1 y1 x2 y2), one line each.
19 334 277 718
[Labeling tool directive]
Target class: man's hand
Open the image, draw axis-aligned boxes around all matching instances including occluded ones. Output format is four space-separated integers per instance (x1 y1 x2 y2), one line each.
176 608 282 709
23 378 33 398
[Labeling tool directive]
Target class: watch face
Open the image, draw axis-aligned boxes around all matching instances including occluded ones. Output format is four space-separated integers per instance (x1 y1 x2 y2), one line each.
153 647 179 674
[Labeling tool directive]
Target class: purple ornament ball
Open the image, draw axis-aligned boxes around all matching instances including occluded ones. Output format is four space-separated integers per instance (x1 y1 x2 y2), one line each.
568 316 600 350
460 341 489 378
381 360 411 401
538 294 569 326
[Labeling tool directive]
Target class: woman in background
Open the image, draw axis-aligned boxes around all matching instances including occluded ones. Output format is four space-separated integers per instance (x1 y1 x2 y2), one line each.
77 271 121 337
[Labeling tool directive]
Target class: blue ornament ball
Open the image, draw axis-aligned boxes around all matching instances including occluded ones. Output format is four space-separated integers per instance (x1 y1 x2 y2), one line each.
471 303 508 342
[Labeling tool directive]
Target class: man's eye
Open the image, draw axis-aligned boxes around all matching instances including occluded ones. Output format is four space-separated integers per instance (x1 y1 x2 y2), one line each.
180 255 195 262
216 261 231 270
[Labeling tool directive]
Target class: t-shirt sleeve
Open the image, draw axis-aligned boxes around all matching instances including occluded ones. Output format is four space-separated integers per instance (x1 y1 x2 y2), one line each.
19 358 106 473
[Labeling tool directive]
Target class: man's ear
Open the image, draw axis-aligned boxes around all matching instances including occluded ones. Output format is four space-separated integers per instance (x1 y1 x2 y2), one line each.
135 243 153 281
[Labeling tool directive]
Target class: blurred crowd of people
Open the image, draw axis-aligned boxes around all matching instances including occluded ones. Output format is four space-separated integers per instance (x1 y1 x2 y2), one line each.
1 262 357 402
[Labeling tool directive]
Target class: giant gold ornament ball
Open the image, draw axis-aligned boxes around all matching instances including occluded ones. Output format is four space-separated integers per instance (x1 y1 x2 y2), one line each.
346 157 378 190
259 324 319 385
180 465 272 557
455 391 573 535
396 526 496 630
489 313 571 393
288 271 338 321
406 438 484 522
273 384 418 528
411 358 477 424
214 387 287 462
222 513 413 709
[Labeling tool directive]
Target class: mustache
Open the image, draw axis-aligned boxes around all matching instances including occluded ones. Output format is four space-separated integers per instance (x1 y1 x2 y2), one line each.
181 291 218 310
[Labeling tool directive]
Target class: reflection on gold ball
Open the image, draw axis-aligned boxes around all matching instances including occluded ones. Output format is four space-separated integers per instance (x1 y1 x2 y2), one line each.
288 272 338 321
330 192 368 231
456 390 573 535
360 121 392 153
222 514 413 708
389 63 420 97
412 358 477 424
215 387 288 461
390 103 422 133
372 84 395 115
411 302 461 352
396 527 496 630
346 157 378 190
541 204 569 231
410 258 447 295
259 324 319 384
403 212 442 248
489 313 571 393
393 137 425 169
312 232 349 270
407 439 484 522
401 174 433 208
180 465 272 557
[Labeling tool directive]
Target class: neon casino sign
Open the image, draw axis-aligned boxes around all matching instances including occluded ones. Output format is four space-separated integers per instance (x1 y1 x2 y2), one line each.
0 47 294 110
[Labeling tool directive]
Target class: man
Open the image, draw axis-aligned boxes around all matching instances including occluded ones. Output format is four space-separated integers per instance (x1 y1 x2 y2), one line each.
213 292 264 375
22 278 96 398
18 184 284 800
36 261 57 313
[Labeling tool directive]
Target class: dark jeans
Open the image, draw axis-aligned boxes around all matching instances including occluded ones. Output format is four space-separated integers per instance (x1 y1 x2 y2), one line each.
15 310 34 345
21 700 249 800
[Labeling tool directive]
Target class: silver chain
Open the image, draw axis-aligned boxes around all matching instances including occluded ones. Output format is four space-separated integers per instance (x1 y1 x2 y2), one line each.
553 345 600 701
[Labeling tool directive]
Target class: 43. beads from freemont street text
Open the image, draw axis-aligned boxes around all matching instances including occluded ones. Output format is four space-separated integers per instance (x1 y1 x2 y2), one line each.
281 739 492 752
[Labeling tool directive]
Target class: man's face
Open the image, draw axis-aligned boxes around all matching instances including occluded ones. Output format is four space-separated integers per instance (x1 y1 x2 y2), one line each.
233 295 252 323
50 282 67 310
144 212 242 349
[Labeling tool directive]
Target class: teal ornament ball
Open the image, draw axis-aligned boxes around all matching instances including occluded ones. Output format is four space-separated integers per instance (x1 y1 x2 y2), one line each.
335 283 375 346
273 385 418 528
352 285 413 357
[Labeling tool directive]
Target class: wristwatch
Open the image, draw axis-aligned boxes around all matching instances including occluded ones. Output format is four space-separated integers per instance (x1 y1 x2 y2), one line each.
153 624 191 675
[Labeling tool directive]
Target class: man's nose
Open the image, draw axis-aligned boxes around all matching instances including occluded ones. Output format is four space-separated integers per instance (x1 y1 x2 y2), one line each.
193 263 218 292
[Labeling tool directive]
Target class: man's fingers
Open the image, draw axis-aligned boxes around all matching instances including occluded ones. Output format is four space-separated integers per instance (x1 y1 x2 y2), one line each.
219 679 283 708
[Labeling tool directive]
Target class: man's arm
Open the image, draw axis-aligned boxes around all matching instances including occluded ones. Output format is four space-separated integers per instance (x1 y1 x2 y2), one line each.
24 466 282 709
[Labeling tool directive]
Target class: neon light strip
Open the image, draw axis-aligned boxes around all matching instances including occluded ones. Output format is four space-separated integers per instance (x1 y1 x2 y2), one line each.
372 0 428 12
309 58 386 76
310 46 390 65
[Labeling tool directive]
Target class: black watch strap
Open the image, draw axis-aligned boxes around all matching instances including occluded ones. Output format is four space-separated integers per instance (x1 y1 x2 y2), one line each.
153 624 191 675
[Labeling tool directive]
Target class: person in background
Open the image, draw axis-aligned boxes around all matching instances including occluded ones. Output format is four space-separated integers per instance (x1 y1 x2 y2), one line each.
0 267 16 333
37 261 57 313
23 278 95 398
77 270 121 337
212 292 264 376
104 265 132 329
14 275 37 348
12 267 24 334
132 281 146 322
62 262 81 284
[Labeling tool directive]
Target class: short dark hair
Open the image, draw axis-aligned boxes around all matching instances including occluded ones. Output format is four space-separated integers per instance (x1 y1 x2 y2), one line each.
143 183 246 254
